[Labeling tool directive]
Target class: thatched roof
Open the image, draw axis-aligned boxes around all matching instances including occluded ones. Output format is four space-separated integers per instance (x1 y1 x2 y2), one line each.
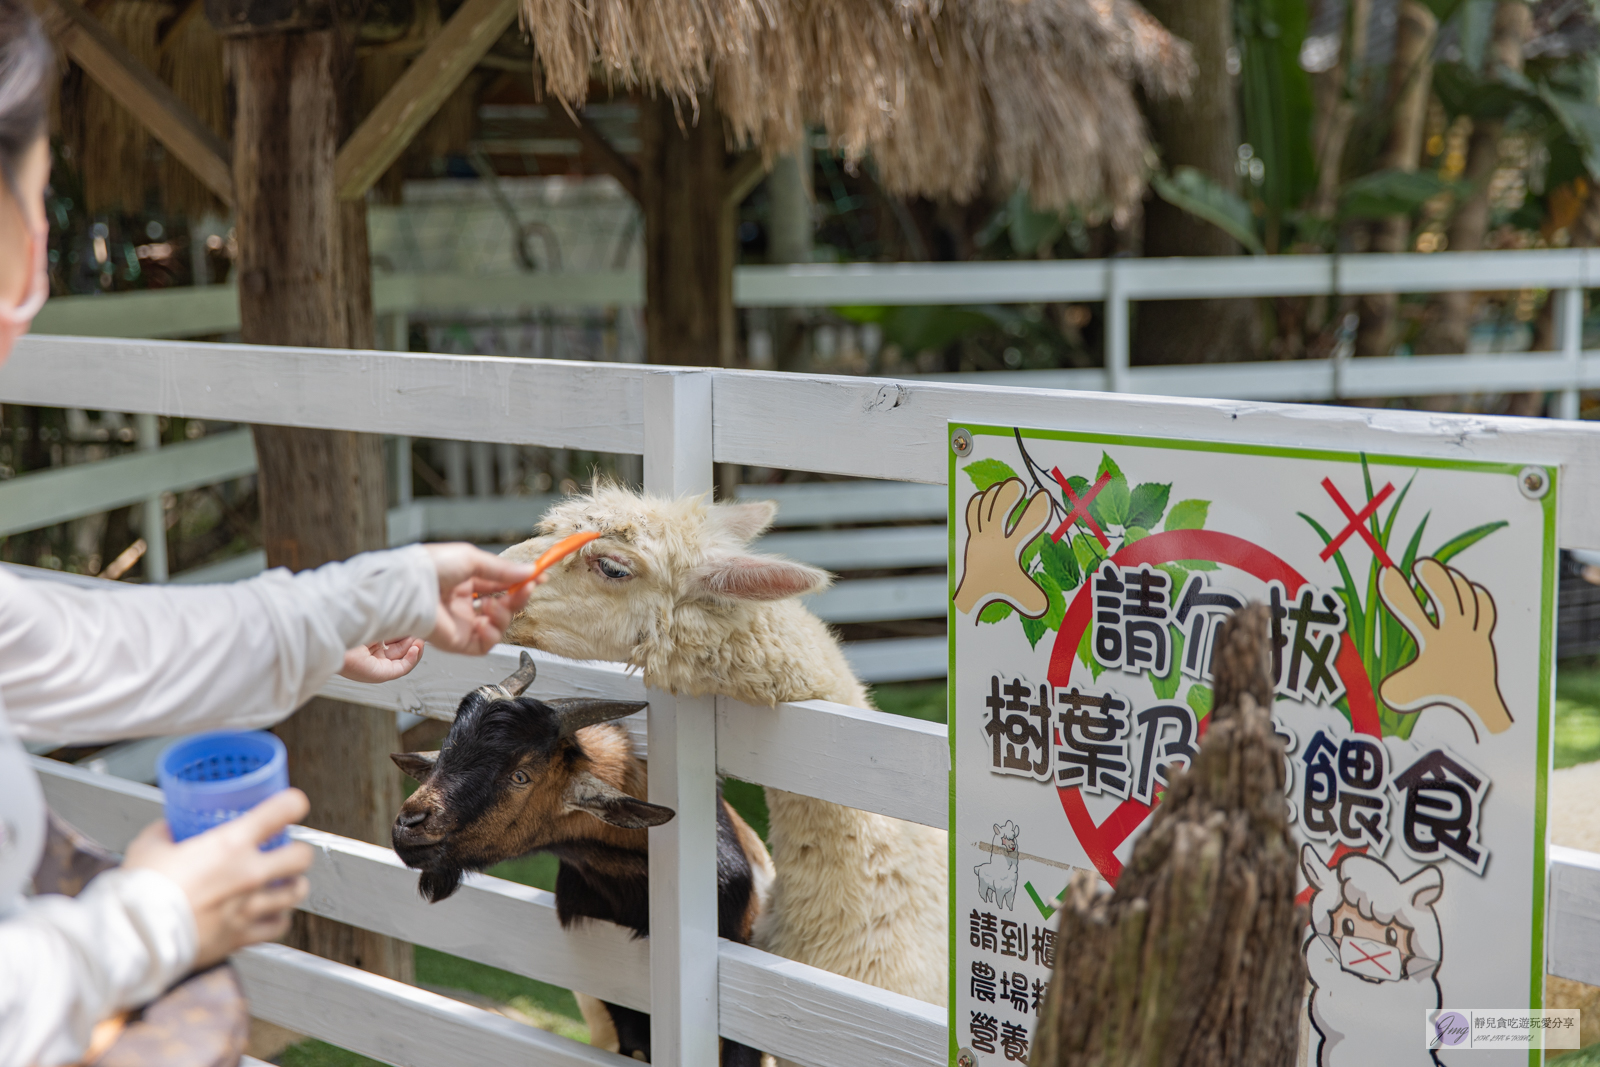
523 0 1195 221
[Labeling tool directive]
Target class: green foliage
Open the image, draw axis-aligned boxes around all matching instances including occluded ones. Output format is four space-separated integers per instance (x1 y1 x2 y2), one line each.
1236 0 1315 249
1434 520 1511 564
1337 170 1459 221
964 458 1022 491
1151 167 1266 254
1089 453 1131 527
1186 684 1214 719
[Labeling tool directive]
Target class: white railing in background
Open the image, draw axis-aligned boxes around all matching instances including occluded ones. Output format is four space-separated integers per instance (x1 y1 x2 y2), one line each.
31 250 1600 412
9 331 1600 1067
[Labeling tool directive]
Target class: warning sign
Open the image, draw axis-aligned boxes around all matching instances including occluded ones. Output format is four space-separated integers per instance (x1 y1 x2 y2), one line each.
947 423 1558 1067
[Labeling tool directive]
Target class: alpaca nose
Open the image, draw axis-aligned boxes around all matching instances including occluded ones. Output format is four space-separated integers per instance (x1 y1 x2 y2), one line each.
396 808 430 830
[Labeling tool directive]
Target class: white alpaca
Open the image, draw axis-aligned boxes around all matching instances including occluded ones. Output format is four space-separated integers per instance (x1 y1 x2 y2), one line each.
974 821 1020 911
501 487 949 1012
1301 844 1444 1067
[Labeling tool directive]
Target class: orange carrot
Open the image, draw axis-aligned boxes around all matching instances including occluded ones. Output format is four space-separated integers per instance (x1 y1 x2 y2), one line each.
505 530 600 596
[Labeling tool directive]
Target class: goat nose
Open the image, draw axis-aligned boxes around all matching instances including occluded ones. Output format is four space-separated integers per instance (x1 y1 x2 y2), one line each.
396 808 430 829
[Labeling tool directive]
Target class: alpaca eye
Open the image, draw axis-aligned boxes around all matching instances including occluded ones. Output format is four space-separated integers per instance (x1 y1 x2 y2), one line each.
595 557 632 580
510 770 530 785
1386 928 1399 946
1341 918 1355 937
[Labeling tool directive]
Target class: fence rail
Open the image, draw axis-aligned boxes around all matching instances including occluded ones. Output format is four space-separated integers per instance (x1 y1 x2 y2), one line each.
9 320 1600 1066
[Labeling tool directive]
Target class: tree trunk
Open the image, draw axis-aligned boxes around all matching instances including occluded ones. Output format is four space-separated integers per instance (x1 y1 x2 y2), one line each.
638 95 738 368
768 145 814 374
228 28 411 983
1133 0 1258 366
1417 1 1531 358
1031 604 1304 1067
1355 1 1437 356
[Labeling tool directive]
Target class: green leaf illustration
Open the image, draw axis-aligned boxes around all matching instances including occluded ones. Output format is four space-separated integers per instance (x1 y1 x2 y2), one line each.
1076 626 1104 679
1186 684 1213 719
1163 499 1210 531
1433 520 1509 564
1073 533 1108 573
1039 535 1082 590
1127 482 1172 531
964 458 1021 491
1091 454 1131 527
979 601 1014 624
1158 563 1191 603
1177 558 1219 571
1020 571 1068 649
1150 627 1185 700
1124 525 1150 544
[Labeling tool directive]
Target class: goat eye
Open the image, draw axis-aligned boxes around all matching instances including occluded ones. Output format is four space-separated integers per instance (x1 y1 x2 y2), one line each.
1386 928 1399 946
510 770 530 785
1341 918 1355 937
595 557 632 580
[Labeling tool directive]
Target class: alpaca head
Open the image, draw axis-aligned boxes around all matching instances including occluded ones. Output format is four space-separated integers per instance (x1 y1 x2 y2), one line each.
500 484 832 667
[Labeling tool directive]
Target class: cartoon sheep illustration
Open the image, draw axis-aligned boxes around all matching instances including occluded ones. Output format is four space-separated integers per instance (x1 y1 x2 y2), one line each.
975 821 1021 911
1301 844 1445 1067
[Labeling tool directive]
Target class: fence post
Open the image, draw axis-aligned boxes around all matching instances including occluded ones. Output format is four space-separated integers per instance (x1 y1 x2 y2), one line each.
1104 258 1130 393
134 412 168 583
642 368 719 1067
1559 286 1584 421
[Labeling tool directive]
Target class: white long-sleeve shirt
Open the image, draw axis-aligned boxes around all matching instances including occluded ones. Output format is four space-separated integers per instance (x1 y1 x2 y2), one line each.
0 546 439 1067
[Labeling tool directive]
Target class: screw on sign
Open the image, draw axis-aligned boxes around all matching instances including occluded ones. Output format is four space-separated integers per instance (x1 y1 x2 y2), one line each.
950 424 1556 1067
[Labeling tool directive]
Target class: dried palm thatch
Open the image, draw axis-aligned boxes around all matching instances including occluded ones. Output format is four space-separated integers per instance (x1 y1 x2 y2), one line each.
159 5 226 219
519 0 1195 222
80 0 170 213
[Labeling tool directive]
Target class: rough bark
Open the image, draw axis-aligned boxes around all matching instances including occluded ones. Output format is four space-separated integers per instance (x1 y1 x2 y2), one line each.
1417 2 1532 358
1031 605 1304 1067
1133 0 1257 366
638 95 739 367
1355 1 1437 356
228 28 411 982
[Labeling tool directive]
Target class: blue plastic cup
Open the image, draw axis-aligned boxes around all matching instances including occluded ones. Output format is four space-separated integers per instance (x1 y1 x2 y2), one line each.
158 730 290 848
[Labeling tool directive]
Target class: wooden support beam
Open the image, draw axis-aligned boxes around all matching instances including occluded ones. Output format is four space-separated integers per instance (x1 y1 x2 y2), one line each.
35 0 233 207
549 106 640 201
723 149 766 208
333 0 518 201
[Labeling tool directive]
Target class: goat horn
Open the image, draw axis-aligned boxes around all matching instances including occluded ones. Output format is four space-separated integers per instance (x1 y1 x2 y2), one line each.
499 652 538 697
549 698 650 737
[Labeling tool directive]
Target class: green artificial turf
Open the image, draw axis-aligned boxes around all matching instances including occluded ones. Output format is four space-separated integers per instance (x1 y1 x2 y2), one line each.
1558 662 1600 769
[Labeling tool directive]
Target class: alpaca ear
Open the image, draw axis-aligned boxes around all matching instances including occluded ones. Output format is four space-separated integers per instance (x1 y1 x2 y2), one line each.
694 553 832 601
711 500 778 544
1406 864 1444 908
1300 843 1328 893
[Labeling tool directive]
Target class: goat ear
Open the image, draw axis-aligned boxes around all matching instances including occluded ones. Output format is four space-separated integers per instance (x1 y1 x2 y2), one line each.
693 554 831 601
391 751 439 782
711 500 778 544
1406 864 1444 909
563 771 677 829
1300 843 1328 893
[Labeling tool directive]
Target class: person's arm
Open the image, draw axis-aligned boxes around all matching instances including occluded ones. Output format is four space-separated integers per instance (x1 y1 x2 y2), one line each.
0 868 195 1067
0 545 438 744
0 790 312 1067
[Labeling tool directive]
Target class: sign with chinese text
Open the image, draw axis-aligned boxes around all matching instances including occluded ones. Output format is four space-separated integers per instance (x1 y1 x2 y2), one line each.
947 423 1557 1067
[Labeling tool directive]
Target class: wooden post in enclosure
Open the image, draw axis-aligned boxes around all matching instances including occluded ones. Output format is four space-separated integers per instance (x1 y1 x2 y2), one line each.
1031 605 1304 1067
212 2 409 982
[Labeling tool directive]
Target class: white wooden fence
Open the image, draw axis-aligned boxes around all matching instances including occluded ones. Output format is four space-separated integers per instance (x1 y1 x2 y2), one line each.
11 257 1600 1064
31 249 1600 412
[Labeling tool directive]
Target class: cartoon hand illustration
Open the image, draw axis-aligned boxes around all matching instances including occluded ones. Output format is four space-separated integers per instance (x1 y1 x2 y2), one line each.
953 478 1053 619
1377 558 1512 737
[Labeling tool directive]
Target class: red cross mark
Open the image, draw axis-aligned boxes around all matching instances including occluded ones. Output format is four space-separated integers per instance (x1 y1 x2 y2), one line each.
1050 469 1112 549
1346 941 1395 976
1319 477 1397 569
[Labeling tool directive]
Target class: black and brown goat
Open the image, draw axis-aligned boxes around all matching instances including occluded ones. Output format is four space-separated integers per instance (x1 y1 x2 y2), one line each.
390 653 771 1065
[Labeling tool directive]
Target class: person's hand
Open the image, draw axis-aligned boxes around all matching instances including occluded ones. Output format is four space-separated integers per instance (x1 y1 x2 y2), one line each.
952 479 1054 619
339 637 424 683
423 543 542 655
122 789 313 969
1377 558 1512 736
